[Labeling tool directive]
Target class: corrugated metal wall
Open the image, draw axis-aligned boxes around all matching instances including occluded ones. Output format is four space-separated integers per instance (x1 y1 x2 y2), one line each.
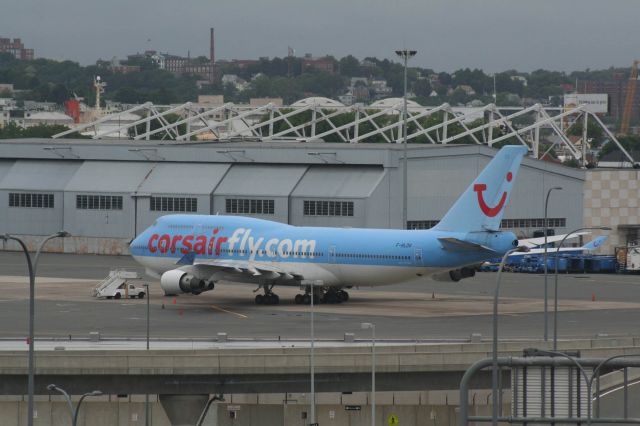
0 160 80 236
290 166 386 228
135 163 231 233
213 164 308 224
0 142 586 254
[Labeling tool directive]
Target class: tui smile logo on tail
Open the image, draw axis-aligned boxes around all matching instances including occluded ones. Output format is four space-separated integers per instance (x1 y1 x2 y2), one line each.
473 172 512 217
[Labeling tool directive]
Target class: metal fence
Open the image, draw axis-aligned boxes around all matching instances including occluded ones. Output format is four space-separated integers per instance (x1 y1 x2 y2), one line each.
459 352 640 425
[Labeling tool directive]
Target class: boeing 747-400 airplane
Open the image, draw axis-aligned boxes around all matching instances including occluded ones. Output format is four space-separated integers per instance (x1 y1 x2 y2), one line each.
130 145 528 305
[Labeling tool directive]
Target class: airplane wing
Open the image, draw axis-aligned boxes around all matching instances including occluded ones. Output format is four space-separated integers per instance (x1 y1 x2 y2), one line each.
519 231 590 248
176 254 303 282
511 236 608 256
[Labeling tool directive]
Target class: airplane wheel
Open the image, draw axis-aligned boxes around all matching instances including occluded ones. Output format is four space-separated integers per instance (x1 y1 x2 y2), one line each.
324 291 339 304
255 294 265 305
294 294 303 304
338 290 349 302
268 294 279 305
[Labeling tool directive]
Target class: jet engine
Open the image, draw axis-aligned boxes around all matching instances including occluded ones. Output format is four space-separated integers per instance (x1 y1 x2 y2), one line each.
160 269 214 295
432 267 476 282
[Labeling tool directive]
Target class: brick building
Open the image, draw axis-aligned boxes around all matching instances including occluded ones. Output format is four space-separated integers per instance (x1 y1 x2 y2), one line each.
0 38 34 60
580 76 640 122
301 55 335 74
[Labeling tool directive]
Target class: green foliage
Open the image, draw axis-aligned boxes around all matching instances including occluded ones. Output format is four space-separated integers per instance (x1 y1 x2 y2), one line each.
0 122 23 138
237 71 346 104
338 55 363 77
524 69 568 99
562 158 581 168
0 53 635 119
0 54 197 105
452 68 491 95
598 135 640 159
130 113 186 140
566 119 605 147
0 122 87 139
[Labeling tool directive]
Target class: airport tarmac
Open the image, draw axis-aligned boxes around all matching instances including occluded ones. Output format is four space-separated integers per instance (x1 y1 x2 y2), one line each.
1 252 640 341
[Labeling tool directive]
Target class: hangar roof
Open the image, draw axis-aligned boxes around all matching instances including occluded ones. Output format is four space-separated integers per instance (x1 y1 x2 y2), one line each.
291 166 385 198
0 160 80 191
137 163 231 195
215 164 308 197
0 138 585 181
65 161 154 193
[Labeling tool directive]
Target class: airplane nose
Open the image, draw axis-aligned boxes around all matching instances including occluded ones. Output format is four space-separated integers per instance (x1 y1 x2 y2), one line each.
130 233 144 253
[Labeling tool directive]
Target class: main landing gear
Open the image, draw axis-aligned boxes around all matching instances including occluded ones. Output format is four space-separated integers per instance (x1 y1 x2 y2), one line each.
294 287 349 305
254 284 280 305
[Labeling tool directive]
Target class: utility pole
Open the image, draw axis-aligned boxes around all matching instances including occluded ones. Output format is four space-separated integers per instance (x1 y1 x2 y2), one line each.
395 49 417 230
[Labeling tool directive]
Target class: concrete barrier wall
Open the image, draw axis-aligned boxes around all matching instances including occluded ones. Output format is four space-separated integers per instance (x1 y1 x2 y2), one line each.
0 391 505 426
3 338 640 378
0 396 175 426
1 236 130 255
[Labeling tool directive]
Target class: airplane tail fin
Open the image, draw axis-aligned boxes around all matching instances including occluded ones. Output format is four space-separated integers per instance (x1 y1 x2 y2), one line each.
582 235 608 251
432 145 528 232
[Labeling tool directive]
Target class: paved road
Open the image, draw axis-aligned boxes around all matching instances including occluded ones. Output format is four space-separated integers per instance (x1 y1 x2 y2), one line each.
595 376 640 424
1 252 640 340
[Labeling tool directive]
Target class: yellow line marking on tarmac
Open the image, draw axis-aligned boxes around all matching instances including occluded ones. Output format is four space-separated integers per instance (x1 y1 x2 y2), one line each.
210 305 248 319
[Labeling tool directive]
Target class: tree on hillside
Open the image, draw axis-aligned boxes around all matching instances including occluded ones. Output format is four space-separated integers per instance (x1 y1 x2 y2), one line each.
599 135 640 159
567 119 605 147
0 122 87 139
338 55 363 77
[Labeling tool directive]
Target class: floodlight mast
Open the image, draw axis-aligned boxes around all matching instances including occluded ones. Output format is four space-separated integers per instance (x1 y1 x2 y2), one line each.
395 49 417 230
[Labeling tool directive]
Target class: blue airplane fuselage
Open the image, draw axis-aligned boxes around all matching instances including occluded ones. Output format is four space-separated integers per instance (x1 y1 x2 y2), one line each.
130 214 517 286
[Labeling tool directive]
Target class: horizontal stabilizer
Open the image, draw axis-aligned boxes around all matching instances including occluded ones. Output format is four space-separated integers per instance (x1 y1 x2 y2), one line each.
438 237 496 253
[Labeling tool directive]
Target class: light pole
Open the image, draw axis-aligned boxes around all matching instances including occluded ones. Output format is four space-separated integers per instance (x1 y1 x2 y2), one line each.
395 48 417 230
47 384 102 426
543 187 562 341
492 245 529 426
493 73 497 104
361 323 376 426
553 226 611 350
309 281 316 426
143 283 150 426
1 231 70 426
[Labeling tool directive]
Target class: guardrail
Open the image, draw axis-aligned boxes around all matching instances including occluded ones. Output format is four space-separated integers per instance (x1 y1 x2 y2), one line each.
459 352 640 425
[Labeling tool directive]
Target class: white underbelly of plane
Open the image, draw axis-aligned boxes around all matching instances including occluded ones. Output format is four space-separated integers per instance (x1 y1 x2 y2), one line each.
324 263 437 286
134 255 438 288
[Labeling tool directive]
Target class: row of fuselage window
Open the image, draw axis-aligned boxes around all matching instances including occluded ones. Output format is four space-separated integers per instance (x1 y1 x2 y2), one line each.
151 247 409 261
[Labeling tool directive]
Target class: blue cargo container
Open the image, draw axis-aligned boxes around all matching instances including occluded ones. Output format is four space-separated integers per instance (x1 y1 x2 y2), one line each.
547 256 569 273
567 256 586 273
588 256 617 273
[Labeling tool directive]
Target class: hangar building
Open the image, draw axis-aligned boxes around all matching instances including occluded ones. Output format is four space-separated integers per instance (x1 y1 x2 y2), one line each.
0 138 584 254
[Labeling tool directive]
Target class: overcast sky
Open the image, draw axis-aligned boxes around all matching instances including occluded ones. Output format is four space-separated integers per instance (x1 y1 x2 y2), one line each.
3 0 639 72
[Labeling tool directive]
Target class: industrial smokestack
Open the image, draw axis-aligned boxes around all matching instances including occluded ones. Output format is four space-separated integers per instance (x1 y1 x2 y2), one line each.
209 28 215 82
